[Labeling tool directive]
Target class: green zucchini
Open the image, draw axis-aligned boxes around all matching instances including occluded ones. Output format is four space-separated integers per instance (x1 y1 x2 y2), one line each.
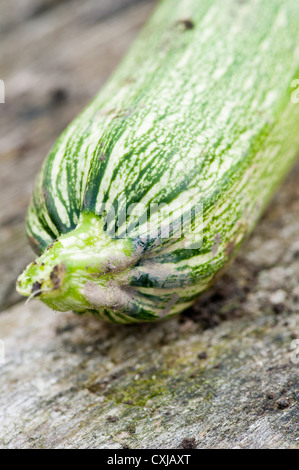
16 0 299 323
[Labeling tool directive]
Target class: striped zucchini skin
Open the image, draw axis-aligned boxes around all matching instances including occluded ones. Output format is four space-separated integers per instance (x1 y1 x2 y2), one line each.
17 0 299 323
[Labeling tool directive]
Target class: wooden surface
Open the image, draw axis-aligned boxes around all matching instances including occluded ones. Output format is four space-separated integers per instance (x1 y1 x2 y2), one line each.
0 0 299 449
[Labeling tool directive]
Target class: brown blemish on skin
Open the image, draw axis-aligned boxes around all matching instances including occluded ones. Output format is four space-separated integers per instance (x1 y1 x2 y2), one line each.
32 281 42 297
122 77 136 85
84 281 130 309
177 19 195 30
100 108 117 116
46 239 57 251
50 264 66 290
113 108 135 121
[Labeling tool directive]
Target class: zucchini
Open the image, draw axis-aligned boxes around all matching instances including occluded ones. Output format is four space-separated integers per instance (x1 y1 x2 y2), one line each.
17 0 299 323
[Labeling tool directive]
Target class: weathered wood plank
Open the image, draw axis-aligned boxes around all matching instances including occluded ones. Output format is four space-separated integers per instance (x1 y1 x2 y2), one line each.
0 0 157 309
0 0 153 34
